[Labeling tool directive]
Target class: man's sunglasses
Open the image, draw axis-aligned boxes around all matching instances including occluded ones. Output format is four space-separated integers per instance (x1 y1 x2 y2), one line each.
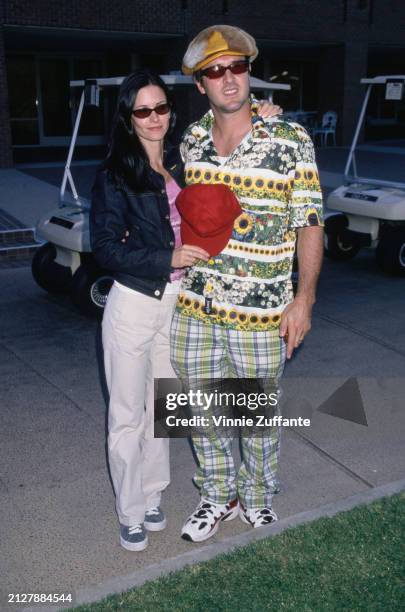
199 59 250 80
131 102 170 119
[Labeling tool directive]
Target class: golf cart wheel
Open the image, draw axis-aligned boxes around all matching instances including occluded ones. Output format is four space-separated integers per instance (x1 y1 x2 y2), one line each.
376 232 405 276
71 263 114 317
324 216 360 261
32 242 72 293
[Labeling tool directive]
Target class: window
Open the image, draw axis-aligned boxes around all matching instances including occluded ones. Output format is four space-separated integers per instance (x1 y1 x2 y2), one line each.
39 58 71 137
6 55 39 145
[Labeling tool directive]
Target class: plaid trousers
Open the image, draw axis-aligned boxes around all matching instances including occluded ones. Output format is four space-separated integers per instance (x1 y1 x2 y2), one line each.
170 312 286 509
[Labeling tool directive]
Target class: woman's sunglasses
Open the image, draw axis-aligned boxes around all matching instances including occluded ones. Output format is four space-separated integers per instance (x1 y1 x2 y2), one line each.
131 102 170 119
199 59 250 80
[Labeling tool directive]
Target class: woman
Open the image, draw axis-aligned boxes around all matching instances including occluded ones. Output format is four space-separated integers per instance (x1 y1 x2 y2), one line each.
90 69 209 551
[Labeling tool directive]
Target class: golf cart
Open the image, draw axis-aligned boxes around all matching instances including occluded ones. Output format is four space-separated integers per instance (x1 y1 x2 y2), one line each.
325 75 405 275
32 74 290 317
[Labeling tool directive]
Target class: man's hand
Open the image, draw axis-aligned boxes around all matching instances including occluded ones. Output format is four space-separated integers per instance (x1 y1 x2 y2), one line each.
257 100 283 119
279 295 313 359
171 244 210 268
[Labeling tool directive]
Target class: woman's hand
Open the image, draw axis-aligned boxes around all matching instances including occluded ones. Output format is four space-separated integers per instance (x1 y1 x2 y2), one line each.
171 244 210 268
121 232 209 269
257 100 283 119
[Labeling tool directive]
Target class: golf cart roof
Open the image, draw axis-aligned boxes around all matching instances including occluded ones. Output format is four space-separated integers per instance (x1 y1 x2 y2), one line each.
69 74 290 91
360 75 405 84
344 75 405 189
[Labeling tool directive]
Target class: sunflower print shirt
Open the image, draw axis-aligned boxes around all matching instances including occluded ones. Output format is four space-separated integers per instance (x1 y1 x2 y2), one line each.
176 100 323 332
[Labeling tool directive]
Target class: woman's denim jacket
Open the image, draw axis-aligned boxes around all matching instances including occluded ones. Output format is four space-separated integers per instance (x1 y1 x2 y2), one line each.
90 145 185 300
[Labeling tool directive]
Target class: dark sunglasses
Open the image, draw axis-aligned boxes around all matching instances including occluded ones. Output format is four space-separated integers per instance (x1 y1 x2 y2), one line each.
131 102 170 119
199 59 250 80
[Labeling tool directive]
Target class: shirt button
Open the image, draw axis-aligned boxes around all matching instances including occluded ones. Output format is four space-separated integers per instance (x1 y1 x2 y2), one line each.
154 290 161 297
169 241 174 246
161 189 165 194
165 214 170 220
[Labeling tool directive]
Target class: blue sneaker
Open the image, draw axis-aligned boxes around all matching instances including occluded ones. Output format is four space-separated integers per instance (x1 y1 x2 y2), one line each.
119 523 148 551
144 506 167 531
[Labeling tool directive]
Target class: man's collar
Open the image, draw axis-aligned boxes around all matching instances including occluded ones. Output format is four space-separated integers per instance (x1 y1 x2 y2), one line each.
190 96 272 143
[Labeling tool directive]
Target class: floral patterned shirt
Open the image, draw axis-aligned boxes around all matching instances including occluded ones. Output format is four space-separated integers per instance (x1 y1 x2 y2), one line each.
176 100 323 331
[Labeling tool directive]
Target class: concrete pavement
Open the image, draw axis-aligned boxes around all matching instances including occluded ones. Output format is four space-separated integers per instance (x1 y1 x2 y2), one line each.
1 254 404 611
0 148 405 611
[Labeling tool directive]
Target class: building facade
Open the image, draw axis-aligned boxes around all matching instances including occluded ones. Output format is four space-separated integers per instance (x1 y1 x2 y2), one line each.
1 0 405 167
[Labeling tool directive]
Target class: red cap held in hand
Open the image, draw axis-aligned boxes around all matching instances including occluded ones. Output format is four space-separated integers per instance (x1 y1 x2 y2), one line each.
176 183 242 256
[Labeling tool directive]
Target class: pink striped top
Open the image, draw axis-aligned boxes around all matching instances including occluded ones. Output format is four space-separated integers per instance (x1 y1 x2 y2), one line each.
166 179 184 282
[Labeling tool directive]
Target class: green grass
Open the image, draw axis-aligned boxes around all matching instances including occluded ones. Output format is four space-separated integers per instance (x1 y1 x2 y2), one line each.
73 493 405 612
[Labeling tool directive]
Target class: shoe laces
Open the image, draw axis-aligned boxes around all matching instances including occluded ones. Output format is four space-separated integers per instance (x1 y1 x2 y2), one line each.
195 499 221 518
146 507 160 516
246 507 277 522
128 524 143 534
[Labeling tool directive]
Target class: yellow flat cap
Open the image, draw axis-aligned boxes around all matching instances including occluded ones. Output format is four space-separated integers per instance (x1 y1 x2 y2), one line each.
182 25 258 75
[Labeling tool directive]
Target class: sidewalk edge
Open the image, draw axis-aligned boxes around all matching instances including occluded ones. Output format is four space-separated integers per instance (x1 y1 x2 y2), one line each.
24 478 405 612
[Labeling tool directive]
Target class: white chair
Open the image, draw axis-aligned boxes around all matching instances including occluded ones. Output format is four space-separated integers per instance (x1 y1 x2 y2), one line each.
282 111 299 122
312 111 337 146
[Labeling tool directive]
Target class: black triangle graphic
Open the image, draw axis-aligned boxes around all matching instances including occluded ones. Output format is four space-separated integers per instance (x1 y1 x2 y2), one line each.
317 377 368 426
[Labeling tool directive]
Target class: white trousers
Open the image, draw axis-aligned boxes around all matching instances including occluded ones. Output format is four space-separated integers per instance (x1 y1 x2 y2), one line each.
102 283 177 525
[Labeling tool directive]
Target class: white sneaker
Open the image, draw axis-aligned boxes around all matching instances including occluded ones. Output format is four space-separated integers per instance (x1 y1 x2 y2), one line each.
239 505 278 527
181 498 239 542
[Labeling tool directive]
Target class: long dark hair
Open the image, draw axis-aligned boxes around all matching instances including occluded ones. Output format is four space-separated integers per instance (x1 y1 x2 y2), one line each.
103 68 175 192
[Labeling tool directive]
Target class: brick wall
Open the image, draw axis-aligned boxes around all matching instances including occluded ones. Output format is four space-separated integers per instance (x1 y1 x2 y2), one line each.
4 0 405 45
1 0 405 165
368 0 405 42
186 0 346 44
0 27 13 168
2 0 183 33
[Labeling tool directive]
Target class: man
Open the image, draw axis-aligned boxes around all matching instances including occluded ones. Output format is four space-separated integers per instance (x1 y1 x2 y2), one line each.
171 25 324 542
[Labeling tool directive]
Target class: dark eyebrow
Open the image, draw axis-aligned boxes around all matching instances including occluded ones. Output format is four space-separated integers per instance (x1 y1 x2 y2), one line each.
204 59 247 72
133 99 167 110
213 60 242 68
